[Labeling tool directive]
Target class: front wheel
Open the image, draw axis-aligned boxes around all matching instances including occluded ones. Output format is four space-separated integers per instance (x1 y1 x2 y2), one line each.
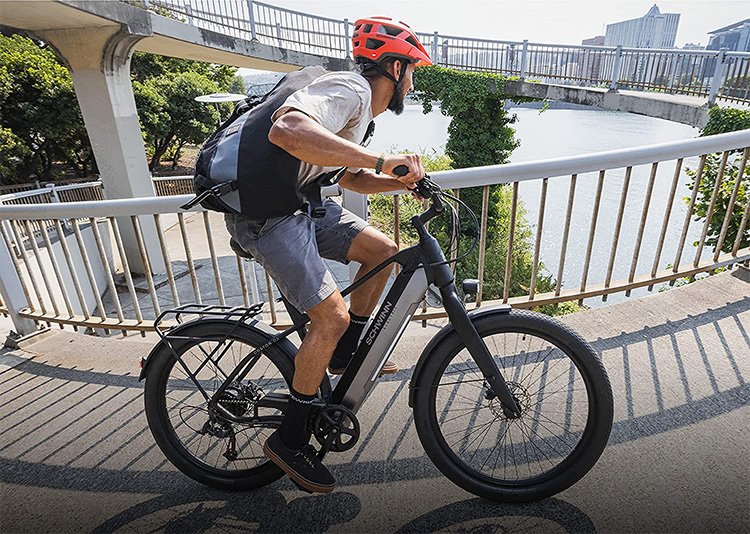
412 309 613 502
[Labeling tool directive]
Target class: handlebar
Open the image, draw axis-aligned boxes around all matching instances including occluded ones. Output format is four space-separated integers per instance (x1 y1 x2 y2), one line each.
391 165 445 226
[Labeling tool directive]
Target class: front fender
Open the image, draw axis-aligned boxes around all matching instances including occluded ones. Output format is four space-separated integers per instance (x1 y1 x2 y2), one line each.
408 304 511 407
138 318 297 382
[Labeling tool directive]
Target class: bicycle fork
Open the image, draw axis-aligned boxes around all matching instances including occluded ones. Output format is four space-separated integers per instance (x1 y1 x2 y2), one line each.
441 288 522 418
421 232 523 419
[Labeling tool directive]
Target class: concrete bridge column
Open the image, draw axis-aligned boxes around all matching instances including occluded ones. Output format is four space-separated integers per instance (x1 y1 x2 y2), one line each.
37 25 165 274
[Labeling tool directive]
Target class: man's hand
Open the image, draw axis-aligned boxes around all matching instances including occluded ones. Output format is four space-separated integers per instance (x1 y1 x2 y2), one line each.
382 154 425 189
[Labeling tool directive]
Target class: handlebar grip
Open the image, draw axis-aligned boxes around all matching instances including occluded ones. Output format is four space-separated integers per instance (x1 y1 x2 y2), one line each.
393 164 409 177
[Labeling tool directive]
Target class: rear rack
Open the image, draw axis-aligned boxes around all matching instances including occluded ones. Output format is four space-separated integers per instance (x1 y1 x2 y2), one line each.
154 302 264 331
151 303 265 377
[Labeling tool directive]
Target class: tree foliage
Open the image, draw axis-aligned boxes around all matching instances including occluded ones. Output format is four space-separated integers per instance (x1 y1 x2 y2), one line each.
370 67 566 311
0 34 94 183
131 52 235 170
685 106 750 254
0 34 240 184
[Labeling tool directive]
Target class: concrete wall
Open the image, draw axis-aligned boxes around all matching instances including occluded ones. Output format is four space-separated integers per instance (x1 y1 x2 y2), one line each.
504 80 709 128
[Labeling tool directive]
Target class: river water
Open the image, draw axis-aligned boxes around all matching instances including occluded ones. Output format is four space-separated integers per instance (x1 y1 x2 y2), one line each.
368 104 705 306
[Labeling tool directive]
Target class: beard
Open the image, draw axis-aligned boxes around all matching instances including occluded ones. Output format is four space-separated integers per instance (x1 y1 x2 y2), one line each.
387 84 406 115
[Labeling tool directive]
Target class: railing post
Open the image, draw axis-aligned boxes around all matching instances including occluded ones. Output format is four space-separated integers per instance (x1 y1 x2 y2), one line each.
432 31 439 64
610 45 623 91
442 39 449 65
708 48 727 106
275 22 283 48
520 39 529 80
342 189 368 283
184 1 193 25
45 183 61 204
246 0 257 40
0 225 37 337
344 18 351 57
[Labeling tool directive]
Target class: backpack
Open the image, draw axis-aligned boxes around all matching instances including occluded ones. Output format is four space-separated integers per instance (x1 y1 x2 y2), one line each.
181 66 373 220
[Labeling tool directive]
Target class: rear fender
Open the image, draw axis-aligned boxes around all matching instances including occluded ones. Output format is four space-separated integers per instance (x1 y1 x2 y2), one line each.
408 305 511 407
138 318 298 382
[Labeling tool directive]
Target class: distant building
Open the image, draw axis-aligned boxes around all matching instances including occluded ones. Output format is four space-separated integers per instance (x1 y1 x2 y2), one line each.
682 42 704 50
580 36 605 82
604 4 680 48
582 36 605 46
707 19 750 52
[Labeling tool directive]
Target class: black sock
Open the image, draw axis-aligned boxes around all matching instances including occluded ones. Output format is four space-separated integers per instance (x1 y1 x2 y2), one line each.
279 387 315 450
330 311 369 367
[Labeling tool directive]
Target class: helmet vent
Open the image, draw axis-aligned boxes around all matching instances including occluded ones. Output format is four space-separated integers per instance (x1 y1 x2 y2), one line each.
362 24 373 33
405 36 419 48
381 25 402 36
365 38 386 50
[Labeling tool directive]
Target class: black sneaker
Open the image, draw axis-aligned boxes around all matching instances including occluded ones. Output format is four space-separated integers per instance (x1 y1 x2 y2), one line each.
263 430 336 494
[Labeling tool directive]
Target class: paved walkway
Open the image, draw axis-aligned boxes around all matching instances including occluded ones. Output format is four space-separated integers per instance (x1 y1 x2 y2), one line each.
0 269 748 533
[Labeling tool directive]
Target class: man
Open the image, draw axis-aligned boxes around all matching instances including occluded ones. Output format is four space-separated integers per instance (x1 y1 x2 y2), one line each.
225 16 433 493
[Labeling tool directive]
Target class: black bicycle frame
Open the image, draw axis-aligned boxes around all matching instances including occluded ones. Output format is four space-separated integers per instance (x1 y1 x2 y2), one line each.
200 205 522 422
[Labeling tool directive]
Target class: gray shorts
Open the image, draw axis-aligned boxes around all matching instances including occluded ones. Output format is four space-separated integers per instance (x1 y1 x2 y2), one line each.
225 199 369 312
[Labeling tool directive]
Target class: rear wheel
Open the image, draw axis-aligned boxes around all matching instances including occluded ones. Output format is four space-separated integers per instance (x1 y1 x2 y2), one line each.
412 310 613 502
143 319 329 491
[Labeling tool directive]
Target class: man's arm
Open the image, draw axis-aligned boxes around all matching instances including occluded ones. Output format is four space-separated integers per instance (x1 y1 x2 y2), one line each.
337 169 412 194
269 110 424 183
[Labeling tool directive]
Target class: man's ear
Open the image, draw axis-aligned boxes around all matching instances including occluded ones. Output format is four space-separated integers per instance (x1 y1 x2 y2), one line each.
392 60 403 81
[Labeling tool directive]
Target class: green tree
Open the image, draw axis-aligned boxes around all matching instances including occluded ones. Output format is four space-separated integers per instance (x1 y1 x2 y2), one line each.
685 107 750 254
0 34 94 182
404 66 558 304
133 71 220 170
228 75 247 96
130 52 237 171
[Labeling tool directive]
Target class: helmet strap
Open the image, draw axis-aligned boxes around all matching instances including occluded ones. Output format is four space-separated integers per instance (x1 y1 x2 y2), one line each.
362 59 410 88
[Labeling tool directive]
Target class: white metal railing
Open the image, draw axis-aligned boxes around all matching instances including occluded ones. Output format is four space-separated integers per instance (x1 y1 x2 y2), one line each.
0 181 104 206
141 0 750 105
1 129 748 335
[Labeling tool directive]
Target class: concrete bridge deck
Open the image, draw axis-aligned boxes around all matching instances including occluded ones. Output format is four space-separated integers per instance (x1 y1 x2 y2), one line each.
1 269 748 533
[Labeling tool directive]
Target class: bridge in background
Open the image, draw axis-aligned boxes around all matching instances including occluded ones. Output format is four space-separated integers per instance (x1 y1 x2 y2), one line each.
144 0 750 127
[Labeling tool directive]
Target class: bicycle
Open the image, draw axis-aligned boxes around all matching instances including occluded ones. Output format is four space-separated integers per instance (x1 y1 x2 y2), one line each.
140 173 614 502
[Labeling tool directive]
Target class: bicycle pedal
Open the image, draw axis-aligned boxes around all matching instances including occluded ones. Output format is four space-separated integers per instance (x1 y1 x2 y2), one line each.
290 479 314 494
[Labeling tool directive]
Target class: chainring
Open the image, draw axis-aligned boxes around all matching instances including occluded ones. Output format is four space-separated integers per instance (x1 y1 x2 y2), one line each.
313 405 360 453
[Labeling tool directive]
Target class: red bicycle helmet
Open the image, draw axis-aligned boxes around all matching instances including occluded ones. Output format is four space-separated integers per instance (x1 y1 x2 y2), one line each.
352 17 433 66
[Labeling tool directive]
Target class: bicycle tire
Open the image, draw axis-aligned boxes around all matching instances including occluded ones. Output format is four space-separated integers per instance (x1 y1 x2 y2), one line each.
412 309 613 502
143 318 329 491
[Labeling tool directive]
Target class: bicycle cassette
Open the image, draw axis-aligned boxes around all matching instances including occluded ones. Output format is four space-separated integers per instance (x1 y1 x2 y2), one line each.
313 405 360 453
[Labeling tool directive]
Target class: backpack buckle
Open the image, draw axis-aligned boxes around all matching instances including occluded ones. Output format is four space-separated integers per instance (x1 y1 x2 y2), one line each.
311 206 327 219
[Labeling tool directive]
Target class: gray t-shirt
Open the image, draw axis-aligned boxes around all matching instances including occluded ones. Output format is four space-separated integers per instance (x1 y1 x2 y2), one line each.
272 71 374 189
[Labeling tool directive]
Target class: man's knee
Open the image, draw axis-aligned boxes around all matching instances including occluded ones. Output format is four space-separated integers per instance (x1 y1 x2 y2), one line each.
307 293 349 339
350 228 399 266
379 238 399 261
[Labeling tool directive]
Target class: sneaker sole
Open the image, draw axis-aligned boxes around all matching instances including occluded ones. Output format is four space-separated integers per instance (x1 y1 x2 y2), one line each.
262 442 336 494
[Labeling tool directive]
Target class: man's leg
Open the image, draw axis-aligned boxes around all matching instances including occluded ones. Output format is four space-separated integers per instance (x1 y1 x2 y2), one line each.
328 226 399 373
346 226 399 316
264 290 349 493
226 211 347 493
291 291 350 394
